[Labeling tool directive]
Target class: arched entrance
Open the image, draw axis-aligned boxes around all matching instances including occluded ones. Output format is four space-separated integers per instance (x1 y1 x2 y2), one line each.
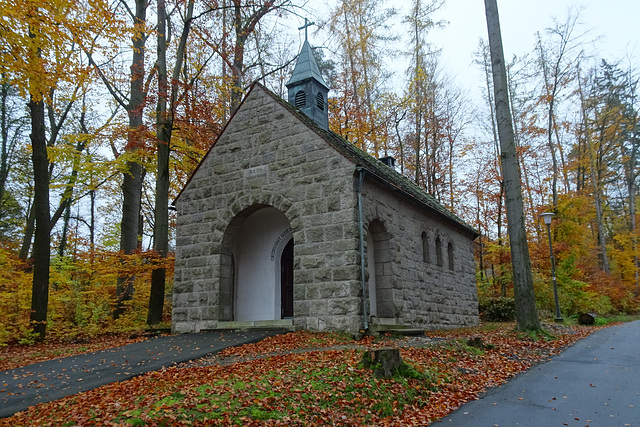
223 206 293 321
366 220 394 318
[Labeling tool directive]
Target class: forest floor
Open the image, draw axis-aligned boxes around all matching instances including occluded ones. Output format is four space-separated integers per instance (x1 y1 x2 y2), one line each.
0 322 605 426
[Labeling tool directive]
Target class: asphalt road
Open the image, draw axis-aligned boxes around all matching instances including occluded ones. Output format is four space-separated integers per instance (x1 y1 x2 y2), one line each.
438 320 640 426
3 323 638 424
0 329 286 419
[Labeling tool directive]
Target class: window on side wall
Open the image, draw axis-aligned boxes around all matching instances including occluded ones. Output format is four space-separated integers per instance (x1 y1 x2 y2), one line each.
435 236 443 267
421 232 429 263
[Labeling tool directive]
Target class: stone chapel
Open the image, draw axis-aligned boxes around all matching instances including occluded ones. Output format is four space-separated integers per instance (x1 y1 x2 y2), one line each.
171 37 479 335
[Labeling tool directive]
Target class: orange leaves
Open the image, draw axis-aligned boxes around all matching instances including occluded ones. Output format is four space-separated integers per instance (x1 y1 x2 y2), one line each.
1 324 601 426
217 330 353 359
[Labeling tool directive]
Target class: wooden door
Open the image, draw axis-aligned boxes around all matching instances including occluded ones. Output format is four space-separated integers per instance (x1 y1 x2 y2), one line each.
280 239 294 318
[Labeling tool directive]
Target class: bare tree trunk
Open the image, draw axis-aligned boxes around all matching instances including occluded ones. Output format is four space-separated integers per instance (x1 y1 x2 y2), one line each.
393 110 406 174
625 76 639 296
537 38 560 210
577 70 610 274
228 0 279 114
148 0 194 325
90 188 95 254
148 0 170 325
589 137 610 273
629 173 639 297
29 95 50 341
58 198 71 257
57 98 90 258
484 0 540 331
115 0 147 318
343 6 363 148
0 82 21 203
230 2 247 113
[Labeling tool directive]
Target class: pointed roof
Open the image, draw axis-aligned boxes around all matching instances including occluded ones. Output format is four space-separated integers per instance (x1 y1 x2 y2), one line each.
174 83 478 239
286 40 329 90
177 83 477 237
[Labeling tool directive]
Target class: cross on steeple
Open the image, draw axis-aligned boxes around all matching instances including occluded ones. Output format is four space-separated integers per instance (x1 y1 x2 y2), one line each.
287 17 329 130
298 18 315 41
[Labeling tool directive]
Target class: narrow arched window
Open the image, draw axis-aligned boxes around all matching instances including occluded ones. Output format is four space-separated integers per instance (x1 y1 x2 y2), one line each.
448 242 454 271
316 92 324 110
435 236 443 267
295 90 306 109
421 232 429 263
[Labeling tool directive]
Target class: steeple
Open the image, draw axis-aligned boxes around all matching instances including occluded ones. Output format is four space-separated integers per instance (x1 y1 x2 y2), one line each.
286 20 329 130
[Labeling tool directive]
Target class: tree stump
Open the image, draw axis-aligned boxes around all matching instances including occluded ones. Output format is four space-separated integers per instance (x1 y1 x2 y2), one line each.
362 348 403 379
467 337 485 350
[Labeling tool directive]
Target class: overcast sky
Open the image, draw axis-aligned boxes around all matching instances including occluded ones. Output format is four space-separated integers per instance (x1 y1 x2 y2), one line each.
301 0 639 102
430 0 639 94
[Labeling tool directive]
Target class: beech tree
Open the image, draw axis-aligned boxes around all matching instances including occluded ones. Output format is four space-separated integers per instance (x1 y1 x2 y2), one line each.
147 0 195 325
84 0 152 318
0 0 101 339
484 0 540 331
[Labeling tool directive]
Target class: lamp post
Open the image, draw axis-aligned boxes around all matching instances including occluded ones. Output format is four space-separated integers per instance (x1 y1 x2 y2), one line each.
541 212 563 322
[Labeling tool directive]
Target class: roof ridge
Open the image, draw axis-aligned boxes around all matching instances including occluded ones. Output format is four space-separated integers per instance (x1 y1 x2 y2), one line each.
255 83 478 237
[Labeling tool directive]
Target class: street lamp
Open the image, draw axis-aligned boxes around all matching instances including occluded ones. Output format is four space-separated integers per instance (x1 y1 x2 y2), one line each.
541 212 563 322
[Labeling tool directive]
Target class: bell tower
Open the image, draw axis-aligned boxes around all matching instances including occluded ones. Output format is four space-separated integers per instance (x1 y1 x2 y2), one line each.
285 19 329 130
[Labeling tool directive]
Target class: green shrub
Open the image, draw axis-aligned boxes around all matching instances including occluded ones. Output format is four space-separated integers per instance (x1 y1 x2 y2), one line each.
478 297 516 322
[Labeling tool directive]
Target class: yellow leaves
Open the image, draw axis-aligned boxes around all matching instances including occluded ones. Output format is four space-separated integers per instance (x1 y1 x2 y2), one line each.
0 0 103 100
0 246 175 346
0 248 32 346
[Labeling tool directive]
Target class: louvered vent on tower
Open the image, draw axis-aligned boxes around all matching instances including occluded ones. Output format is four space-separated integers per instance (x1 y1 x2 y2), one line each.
286 39 329 129
316 92 324 110
295 91 306 109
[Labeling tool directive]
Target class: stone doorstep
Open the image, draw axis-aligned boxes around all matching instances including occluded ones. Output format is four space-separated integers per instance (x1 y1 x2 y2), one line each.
369 319 426 336
371 327 427 337
215 319 295 331
370 317 397 326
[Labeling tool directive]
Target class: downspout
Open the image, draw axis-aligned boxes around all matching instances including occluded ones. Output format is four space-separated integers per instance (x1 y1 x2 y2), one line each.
356 166 368 331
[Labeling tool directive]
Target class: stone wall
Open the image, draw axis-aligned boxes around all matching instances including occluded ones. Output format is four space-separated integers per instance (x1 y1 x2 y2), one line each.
173 83 478 335
361 178 479 329
173 85 363 334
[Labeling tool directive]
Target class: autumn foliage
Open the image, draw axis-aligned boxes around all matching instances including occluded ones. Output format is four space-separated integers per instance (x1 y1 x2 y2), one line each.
0 0 637 346
1 326 598 426
0 246 173 346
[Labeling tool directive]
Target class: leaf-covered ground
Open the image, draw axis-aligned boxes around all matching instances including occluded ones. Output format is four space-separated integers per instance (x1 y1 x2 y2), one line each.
1 323 600 426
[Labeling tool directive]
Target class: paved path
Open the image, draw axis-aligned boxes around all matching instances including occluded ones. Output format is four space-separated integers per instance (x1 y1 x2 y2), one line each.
0 329 286 418
438 320 640 426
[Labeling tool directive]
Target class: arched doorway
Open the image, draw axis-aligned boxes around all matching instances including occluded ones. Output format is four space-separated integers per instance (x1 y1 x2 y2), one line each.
366 230 378 317
224 206 293 321
366 220 393 318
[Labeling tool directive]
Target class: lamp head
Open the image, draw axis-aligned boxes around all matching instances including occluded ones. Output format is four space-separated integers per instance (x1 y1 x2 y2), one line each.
541 212 555 226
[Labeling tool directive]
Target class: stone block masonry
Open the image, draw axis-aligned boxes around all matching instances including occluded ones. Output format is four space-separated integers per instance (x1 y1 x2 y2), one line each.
173 85 363 334
172 83 478 335
360 178 478 330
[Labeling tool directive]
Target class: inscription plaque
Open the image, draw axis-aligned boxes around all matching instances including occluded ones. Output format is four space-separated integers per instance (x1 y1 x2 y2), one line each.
244 165 269 181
